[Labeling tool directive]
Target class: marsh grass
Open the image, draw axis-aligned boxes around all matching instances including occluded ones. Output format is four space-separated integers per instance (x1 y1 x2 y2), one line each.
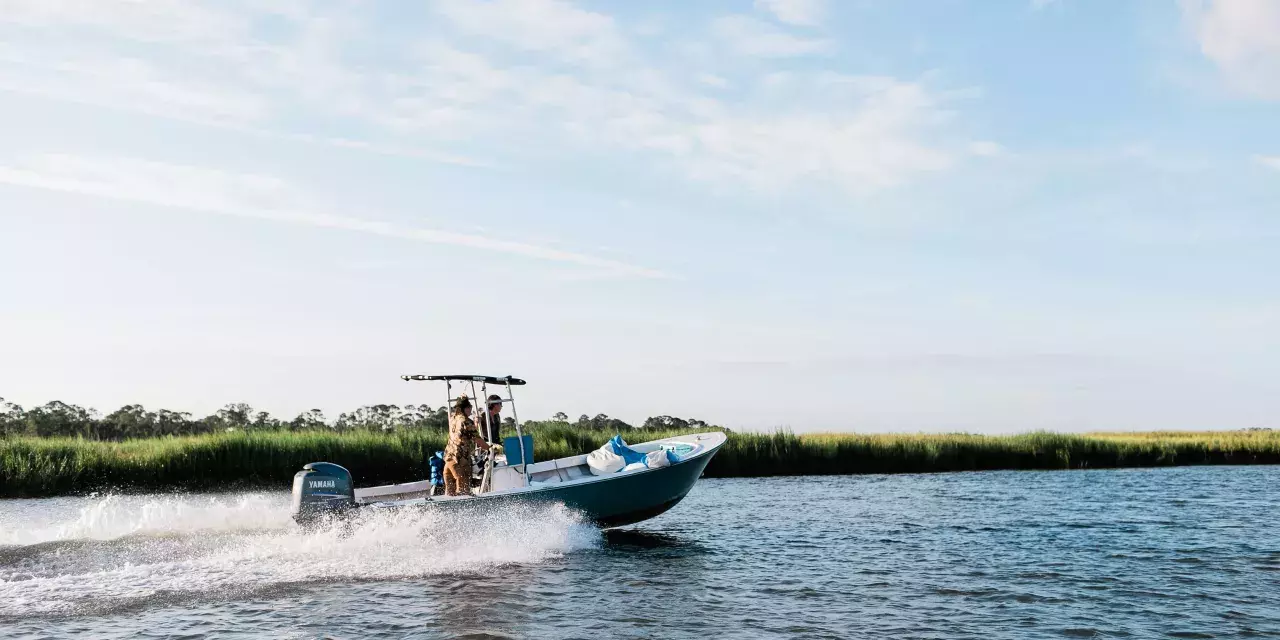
2 427 1277 497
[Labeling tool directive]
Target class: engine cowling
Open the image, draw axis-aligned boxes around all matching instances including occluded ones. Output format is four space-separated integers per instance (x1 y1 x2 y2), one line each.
291 462 355 524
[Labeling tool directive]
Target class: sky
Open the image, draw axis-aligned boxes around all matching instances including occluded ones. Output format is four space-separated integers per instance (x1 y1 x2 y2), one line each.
1 0 1278 433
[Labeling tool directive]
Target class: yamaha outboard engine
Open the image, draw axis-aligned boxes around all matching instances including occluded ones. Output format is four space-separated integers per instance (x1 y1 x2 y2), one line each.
291 462 355 524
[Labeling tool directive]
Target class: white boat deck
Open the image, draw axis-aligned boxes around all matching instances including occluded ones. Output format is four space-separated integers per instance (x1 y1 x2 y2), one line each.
352 432 723 505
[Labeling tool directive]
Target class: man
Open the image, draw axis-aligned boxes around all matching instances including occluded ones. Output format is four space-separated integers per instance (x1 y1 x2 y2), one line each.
477 394 504 445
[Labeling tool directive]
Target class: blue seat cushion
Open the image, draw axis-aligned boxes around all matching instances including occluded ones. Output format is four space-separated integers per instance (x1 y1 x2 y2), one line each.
503 435 535 465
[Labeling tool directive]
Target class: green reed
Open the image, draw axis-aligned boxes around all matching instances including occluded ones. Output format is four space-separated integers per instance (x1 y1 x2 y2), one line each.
1 428 1277 497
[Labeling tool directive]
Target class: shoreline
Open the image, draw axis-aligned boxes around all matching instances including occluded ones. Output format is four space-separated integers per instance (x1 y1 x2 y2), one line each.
2 428 1277 498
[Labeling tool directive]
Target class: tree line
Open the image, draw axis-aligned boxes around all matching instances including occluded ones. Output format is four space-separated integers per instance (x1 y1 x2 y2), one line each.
0 397 715 440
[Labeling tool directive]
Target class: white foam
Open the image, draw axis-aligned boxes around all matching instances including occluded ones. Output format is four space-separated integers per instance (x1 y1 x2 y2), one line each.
0 493 291 546
0 493 600 616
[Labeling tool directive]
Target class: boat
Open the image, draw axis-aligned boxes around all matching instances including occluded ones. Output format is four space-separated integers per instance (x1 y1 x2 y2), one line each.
290 374 726 528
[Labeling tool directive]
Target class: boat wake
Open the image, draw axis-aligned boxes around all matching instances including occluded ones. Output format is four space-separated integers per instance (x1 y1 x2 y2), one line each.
0 493 599 617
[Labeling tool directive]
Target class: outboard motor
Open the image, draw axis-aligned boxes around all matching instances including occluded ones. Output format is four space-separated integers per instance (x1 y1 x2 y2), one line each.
291 462 355 524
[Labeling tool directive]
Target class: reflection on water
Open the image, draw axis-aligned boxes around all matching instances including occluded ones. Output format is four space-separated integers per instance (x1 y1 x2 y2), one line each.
2 466 1279 638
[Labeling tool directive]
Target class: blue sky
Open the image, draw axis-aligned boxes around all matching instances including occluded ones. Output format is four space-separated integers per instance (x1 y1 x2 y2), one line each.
1 0 1278 432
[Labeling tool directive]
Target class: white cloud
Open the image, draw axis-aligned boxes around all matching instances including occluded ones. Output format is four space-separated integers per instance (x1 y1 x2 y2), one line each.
711 15 833 58
1182 0 1280 100
698 73 729 88
969 141 1005 157
1254 155 1280 171
0 0 980 198
0 154 668 279
0 43 269 125
678 75 956 193
0 0 252 44
0 1 369 125
431 0 628 66
387 45 962 194
754 0 826 27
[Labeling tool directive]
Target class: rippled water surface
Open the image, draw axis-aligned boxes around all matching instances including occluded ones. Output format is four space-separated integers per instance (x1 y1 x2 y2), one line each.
2 466 1279 639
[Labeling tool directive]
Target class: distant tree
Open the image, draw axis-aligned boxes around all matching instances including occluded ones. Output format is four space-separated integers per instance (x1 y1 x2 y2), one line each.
576 413 633 431
104 404 156 439
155 409 196 436
392 404 434 431
251 410 280 431
643 415 686 430
0 398 27 437
211 403 254 430
289 409 328 431
26 401 97 438
335 404 403 432
422 406 449 431
642 415 711 431
0 396 719 441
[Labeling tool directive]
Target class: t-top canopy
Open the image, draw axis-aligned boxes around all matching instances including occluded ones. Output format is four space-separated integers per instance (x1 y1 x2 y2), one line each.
401 374 527 386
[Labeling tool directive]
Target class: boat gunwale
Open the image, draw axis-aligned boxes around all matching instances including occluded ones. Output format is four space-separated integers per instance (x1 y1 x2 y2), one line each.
358 431 726 507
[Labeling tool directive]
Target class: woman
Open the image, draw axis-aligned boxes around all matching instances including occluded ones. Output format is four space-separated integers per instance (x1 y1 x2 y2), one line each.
443 395 489 496
477 394 504 445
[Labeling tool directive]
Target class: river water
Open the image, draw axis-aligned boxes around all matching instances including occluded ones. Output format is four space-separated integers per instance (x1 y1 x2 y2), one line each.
1 466 1278 639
